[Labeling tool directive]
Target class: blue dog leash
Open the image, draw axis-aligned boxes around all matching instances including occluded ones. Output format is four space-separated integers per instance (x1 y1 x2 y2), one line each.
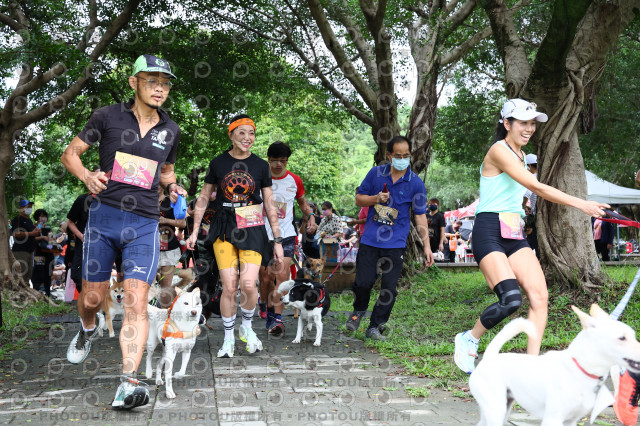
610 267 640 321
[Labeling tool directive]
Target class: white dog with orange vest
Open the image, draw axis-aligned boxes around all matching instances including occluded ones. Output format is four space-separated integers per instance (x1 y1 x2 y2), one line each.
145 287 202 399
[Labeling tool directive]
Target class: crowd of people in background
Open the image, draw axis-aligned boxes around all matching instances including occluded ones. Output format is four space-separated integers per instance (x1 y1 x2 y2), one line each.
8 192 368 299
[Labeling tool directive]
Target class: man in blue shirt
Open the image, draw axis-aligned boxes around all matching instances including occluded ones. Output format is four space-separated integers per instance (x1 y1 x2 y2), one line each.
346 136 434 340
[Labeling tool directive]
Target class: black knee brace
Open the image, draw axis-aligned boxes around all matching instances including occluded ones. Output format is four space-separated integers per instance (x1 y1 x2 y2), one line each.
480 279 522 330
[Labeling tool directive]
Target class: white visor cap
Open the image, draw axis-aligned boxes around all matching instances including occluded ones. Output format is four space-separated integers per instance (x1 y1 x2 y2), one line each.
501 99 548 123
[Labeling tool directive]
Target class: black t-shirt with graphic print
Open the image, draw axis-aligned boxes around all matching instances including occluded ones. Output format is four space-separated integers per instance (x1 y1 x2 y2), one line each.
204 152 272 205
76 100 181 220
203 151 272 254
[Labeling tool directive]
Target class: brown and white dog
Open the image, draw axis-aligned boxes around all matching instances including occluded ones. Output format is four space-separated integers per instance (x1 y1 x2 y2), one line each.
469 304 640 425
99 277 125 338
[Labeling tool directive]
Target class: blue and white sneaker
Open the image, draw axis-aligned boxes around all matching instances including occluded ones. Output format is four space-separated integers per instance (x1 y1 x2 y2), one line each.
454 331 479 374
112 376 149 410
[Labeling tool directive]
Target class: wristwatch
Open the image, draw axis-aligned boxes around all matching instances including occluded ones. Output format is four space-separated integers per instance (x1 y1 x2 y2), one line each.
273 237 283 244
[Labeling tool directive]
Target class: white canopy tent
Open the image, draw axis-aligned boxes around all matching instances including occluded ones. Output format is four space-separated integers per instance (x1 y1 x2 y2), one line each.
585 170 640 260
586 170 640 205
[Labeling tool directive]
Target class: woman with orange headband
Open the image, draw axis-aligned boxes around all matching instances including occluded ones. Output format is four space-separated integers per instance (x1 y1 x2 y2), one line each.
187 114 284 358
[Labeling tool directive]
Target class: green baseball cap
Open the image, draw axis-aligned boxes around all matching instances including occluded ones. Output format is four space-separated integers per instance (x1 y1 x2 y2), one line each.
132 54 176 79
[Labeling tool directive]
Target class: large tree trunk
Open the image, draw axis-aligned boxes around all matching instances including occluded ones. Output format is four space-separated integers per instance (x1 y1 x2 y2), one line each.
403 68 440 267
371 118 401 165
533 79 605 290
407 68 439 174
0 130 15 284
0 129 47 302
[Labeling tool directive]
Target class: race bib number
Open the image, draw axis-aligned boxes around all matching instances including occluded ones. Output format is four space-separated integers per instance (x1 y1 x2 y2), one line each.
235 204 265 229
264 201 287 219
159 230 169 251
372 204 398 226
499 212 525 240
111 152 158 190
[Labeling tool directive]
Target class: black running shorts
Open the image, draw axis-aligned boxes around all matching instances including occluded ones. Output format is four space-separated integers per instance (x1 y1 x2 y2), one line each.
472 212 531 264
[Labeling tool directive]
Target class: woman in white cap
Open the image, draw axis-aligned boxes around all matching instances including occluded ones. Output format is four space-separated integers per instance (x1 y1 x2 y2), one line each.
453 98 609 374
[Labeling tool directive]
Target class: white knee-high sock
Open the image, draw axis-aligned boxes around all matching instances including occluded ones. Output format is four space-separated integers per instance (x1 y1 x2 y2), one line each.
241 307 255 328
222 315 236 340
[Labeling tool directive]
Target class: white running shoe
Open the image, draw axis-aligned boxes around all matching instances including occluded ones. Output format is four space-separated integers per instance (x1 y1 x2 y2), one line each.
112 376 150 409
454 331 479 374
217 338 235 358
239 325 262 354
66 314 104 364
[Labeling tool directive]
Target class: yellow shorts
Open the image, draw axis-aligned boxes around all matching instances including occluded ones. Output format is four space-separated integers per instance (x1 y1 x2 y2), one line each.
212 239 262 270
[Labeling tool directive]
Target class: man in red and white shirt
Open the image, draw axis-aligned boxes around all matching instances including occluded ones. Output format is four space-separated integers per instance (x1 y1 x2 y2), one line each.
259 141 317 335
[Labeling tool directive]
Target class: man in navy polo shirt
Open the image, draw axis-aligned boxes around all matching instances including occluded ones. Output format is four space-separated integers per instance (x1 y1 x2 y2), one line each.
345 135 434 340
61 54 187 410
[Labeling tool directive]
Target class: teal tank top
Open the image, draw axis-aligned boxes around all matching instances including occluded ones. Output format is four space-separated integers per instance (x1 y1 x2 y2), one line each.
475 140 528 217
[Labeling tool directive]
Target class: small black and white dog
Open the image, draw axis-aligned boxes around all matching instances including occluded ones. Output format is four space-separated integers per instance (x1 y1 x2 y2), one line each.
279 278 331 346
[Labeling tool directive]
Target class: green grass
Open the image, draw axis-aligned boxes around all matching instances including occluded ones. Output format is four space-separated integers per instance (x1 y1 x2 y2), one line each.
0 291 72 361
333 265 640 389
405 386 432 398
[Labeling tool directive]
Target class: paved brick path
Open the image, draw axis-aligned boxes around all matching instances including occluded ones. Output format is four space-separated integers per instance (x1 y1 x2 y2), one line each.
0 308 624 425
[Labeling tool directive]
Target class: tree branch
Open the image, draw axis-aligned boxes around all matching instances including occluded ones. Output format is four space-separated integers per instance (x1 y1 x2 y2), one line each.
76 0 98 52
440 24 492 65
445 0 463 13
528 0 592 88
201 5 286 42
443 0 478 40
285 32 375 126
0 12 25 33
307 0 377 109
14 0 142 129
330 0 378 86
479 0 532 97
565 1 640 85
283 0 319 62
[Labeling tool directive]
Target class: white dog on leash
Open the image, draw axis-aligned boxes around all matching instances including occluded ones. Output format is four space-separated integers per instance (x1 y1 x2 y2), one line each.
469 304 640 426
145 288 202 399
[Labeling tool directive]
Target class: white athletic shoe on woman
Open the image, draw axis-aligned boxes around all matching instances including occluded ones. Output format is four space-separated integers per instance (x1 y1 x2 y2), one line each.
454 331 479 374
66 314 104 364
217 338 235 358
239 326 262 353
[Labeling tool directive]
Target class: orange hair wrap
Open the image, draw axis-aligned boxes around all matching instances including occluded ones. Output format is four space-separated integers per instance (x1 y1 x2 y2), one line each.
228 118 255 136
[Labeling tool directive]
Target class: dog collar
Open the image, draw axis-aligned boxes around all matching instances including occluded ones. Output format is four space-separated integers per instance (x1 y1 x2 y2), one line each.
572 357 602 380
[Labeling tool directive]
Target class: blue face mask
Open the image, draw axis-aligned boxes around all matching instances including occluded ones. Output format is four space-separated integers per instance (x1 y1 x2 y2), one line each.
391 157 410 171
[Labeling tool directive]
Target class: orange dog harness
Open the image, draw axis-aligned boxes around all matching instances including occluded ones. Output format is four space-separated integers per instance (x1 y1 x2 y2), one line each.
161 295 202 343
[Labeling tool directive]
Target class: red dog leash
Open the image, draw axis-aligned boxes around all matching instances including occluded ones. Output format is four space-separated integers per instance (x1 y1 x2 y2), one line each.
600 209 640 229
